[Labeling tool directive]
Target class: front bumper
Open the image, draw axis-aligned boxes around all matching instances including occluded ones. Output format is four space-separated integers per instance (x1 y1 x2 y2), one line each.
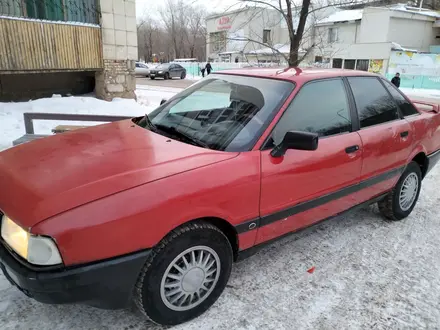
0 242 150 309
149 72 166 78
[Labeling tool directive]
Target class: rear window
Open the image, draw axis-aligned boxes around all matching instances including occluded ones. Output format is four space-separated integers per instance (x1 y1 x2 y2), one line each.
348 77 399 128
381 79 419 117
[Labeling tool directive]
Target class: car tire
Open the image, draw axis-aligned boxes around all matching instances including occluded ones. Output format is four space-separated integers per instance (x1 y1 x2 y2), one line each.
150 77 155 80
181 72 186 79
134 221 233 326
164 73 170 80
378 161 422 221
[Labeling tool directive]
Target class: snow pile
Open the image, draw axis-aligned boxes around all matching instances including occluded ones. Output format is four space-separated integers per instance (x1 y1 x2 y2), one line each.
0 89 177 151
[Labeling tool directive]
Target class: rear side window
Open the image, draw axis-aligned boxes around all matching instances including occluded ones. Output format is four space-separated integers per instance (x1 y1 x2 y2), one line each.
381 79 419 117
348 77 399 128
271 78 351 145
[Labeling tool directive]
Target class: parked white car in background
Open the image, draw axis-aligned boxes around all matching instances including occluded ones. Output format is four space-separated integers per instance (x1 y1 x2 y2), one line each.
135 62 150 77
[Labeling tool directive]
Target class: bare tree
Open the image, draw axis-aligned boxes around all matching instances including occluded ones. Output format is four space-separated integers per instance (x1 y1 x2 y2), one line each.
154 0 207 61
137 18 158 62
223 0 374 66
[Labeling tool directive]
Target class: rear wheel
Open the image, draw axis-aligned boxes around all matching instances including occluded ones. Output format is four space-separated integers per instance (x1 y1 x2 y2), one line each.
134 222 233 326
378 161 422 220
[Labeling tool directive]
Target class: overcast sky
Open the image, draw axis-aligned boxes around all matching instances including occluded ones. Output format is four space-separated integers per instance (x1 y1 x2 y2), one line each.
135 0 239 19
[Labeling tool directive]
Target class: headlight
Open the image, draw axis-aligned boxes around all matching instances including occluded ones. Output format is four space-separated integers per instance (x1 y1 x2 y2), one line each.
158 71 163 74
1 214 62 266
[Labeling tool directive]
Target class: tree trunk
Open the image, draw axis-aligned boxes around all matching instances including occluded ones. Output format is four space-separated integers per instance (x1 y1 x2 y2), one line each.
286 0 312 67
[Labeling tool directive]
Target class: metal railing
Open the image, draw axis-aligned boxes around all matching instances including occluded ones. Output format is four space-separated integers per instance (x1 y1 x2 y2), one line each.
0 0 100 24
23 112 133 134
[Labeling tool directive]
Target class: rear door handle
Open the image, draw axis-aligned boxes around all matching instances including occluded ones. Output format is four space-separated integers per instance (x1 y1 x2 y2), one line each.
345 145 360 154
400 131 409 138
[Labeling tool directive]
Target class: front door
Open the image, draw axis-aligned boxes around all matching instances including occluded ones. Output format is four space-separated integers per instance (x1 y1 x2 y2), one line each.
257 78 363 244
346 76 413 203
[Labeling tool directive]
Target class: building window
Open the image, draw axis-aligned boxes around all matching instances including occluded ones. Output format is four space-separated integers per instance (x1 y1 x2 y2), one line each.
263 29 271 44
210 31 227 53
328 27 338 43
314 56 323 63
0 0 100 24
344 59 356 70
332 58 343 68
356 59 369 71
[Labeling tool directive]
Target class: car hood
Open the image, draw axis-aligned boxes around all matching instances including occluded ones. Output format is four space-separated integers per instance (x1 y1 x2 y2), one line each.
0 120 238 228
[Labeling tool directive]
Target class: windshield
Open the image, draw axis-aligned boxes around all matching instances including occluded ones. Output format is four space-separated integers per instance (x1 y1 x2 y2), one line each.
137 74 294 152
155 64 169 69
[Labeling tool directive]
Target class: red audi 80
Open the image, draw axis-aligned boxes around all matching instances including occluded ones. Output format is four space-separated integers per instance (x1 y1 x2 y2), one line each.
1 69 439 325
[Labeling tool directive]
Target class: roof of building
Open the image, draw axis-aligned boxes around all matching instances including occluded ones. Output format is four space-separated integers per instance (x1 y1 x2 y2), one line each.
390 4 440 18
214 67 378 82
317 9 364 24
316 4 440 25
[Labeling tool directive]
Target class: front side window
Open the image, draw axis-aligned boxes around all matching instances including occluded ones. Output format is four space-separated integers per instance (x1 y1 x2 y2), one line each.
270 78 352 147
381 79 419 117
137 75 294 152
348 77 399 128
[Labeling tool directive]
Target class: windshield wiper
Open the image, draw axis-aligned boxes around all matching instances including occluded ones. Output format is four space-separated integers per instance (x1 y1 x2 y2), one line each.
154 124 210 149
142 114 157 131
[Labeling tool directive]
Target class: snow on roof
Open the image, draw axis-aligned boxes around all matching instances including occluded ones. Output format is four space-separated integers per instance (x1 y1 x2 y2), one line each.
316 9 363 24
389 4 440 18
391 41 418 52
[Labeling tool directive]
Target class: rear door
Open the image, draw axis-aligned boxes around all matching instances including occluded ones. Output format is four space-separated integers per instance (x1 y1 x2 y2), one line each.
257 78 363 244
346 76 413 203
169 64 178 78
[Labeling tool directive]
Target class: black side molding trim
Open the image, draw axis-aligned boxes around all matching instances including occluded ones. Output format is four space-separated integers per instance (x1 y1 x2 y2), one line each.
235 166 405 234
236 192 389 261
235 218 260 234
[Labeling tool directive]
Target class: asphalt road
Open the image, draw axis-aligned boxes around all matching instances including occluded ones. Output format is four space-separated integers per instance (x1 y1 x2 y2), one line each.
136 76 194 89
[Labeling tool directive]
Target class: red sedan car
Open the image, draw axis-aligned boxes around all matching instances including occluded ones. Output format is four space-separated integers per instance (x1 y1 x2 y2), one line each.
1 69 439 325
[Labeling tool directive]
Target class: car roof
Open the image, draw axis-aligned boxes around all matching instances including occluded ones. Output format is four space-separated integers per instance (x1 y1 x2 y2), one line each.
215 67 379 83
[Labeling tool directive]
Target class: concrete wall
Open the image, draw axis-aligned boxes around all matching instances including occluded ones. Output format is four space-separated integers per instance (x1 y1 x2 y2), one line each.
388 17 435 51
358 9 391 43
95 0 137 101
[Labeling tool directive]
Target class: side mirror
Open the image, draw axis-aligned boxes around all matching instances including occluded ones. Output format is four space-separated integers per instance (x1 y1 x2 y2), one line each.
270 131 319 157
160 99 167 105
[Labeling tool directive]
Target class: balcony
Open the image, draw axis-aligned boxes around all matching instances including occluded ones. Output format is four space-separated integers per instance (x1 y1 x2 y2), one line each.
0 0 103 73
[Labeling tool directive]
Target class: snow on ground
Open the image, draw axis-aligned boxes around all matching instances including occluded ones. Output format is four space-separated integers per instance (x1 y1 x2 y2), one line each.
1 87 440 329
401 88 440 100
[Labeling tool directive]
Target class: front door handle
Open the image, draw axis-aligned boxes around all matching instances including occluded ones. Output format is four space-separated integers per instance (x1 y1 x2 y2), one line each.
345 145 360 154
400 131 409 138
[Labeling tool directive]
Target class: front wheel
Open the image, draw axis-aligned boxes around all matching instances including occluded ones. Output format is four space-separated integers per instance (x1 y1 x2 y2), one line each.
134 222 233 326
181 72 186 79
164 73 170 80
378 161 422 220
